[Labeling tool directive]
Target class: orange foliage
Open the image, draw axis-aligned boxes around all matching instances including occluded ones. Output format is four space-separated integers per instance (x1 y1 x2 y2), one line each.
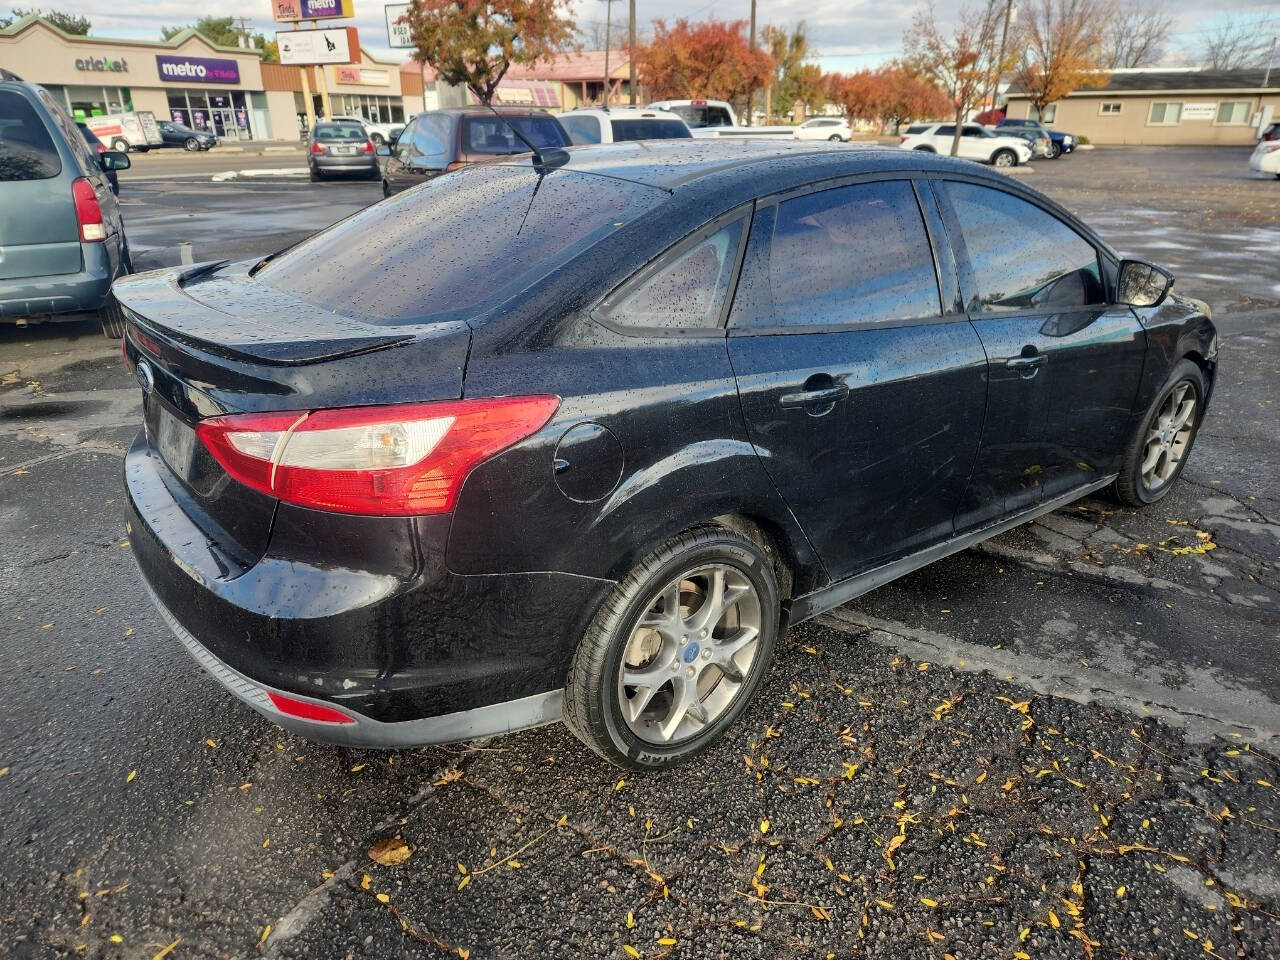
826 63 951 130
635 18 775 106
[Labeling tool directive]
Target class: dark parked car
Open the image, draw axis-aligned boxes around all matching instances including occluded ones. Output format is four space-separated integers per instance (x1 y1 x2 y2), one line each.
118 141 1216 768
378 106 570 197
998 117 1078 158
156 119 217 151
308 121 378 181
77 121 118 195
1 71 132 338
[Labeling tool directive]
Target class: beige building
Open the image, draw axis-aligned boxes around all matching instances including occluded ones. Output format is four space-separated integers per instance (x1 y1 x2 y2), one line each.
1005 69 1280 146
262 49 429 139
504 50 636 111
0 15 274 140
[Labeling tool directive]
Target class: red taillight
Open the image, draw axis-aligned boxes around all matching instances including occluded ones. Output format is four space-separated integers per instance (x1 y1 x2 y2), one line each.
310 141 326 154
267 691 356 725
900 135 909 143
443 160 468 172
196 396 560 516
72 177 105 242
95 142 106 154
362 140 374 154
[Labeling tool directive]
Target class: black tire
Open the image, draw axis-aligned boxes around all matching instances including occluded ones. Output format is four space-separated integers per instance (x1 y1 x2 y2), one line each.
184 137 200 151
309 166 322 182
913 145 936 152
1113 359 1206 507
1045 141 1061 159
111 138 129 153
99 297 126 339
382 179 391 198
370 133 384 146
992 148 1017 167
828 134 842 141
564 525 782 769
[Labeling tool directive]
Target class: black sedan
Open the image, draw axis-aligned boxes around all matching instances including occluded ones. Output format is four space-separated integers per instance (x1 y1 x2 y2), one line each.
156 120 217 151
116 141 1216 769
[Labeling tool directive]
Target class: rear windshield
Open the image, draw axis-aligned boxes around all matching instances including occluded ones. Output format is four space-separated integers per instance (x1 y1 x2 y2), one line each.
666 105 733 128
611 118 691 141
258 165 664 323
0 90 62 181
463 116 569 154
315 123 366 140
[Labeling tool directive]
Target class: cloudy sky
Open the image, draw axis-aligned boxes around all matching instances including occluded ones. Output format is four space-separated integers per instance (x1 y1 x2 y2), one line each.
6 0 1278 70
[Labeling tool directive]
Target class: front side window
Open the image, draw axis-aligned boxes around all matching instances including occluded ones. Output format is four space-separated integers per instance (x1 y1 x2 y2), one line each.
939 181 1103 312
0 90 62 181
1149 102 1182 125
1217 100 1251 124
936 125 956 137
560 114 602 145
599 218 745 329
766 180 941 329
407 113 452 160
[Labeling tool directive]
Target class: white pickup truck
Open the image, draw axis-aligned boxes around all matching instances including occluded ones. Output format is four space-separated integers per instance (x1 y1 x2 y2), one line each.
646 99 794 139
330 114 405 146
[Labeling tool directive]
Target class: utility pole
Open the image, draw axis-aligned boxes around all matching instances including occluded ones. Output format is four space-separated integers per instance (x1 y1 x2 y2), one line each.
235 16 251 49
601 0 616 107
628 0 637 105
1264 35 1276 88
745 0 757 125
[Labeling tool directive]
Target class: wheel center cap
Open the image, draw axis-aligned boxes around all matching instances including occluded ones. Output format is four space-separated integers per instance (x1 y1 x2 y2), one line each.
682 642 700 663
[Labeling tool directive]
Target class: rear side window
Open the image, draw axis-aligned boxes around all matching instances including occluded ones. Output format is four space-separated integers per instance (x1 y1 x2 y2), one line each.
905 124 928 135
598 217 745 330
763 180 941 329
939 181 1103 311
936 125 956 137
259 165 663 324
610 119 690 141
463 115 569 154
560 114 601 145
0 90 62 181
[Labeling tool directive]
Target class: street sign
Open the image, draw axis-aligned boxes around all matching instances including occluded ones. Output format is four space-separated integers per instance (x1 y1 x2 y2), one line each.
272 0 355 23
385 4 413 48
276 26 360 65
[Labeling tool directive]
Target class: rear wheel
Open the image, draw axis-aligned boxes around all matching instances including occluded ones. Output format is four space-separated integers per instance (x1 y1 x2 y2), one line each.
1114 360 1206 506
992 148 1017 167
913 145 935 152
1045 140 1061 159
111 138 129 153
828 134 843 141
184 137 200 151
564 526 781 769
309 166 322 182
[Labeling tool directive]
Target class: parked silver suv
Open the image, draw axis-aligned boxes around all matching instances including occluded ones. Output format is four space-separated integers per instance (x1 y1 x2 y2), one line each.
0 69 133 338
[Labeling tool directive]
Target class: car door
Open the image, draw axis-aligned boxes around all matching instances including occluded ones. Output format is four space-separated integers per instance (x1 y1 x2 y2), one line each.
929 178 1147 531
960 125 994 161
727 178 988 582
932 124 957 154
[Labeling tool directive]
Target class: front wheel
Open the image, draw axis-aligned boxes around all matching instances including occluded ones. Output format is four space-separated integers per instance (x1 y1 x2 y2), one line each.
111 138 129 153
992 148 1017 167
828 134 843 141
184 137 200 151
564 526 781 769
1114 360 1206 506
913 145 935 152
1045 141 1061 159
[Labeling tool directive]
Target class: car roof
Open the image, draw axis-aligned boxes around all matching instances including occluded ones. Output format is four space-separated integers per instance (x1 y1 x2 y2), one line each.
496 138 1019 193
562 107 683 120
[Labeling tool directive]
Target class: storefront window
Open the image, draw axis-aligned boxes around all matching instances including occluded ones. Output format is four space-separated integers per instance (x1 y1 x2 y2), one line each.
65 84 133 121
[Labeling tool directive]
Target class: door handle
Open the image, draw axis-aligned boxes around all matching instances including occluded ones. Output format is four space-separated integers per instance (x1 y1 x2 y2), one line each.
1006 353 1047 371
779 384 850 408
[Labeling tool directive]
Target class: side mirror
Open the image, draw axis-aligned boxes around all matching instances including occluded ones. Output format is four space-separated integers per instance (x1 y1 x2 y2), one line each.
1116 259 1173 307
101 150 131 172
376 144 391 157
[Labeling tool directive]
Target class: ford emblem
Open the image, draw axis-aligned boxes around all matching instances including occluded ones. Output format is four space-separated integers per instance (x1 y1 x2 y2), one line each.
136 358 155 394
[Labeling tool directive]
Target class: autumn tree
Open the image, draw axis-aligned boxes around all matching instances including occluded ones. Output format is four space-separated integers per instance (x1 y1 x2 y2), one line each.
827 63 950 132
1011 0 1109 121
403 0 578 105
636 18 774 111
905 2 1011 157
1100 0 1174 69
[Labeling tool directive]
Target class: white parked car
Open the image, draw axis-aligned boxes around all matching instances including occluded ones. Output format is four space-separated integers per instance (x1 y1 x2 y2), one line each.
1250 125 1280 178
793 117 852 142
558 108 691 145
329 114 404 146
899 122 1033 167
646 99 793 139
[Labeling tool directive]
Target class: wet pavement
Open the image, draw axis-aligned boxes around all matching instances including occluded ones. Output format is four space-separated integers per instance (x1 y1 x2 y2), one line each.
1 146 1277 958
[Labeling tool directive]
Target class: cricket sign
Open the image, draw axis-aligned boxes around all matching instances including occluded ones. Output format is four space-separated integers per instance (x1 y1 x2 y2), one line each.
385 3 413 48
272 0 355 23
276 27 360 66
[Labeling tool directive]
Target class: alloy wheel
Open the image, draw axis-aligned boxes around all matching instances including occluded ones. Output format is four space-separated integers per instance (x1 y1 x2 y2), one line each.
616 564 761 745
1141 380 1196 492
993 150 1014 167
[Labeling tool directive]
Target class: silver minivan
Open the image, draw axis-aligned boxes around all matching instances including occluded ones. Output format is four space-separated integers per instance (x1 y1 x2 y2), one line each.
0 70 132 337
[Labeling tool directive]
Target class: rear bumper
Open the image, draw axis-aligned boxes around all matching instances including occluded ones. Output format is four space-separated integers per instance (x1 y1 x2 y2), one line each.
0 240 117 321
124 430 612 742
312 156 378 172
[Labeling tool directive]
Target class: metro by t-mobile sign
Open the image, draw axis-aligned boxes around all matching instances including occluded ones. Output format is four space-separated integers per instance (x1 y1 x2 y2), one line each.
155 55 241 84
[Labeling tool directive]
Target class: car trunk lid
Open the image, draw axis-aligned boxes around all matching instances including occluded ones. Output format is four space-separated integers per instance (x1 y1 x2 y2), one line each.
116 261 471 564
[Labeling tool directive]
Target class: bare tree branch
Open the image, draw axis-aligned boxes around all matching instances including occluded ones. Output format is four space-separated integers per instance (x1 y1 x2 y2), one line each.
1101 0 1174 68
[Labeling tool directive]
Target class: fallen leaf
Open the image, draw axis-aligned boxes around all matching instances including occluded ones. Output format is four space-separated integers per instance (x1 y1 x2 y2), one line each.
152 938 181 960
1048 908 1060 928
259 925 271 944
457 874 471 891
626 910 634 929
361 873 372 890
1116 885 1126 897
351 763 367 773
126 769 137 783
205 739 217 749
369 838 412 866
920 896 939 908
623 946 640 958
376 892 390 904
759 819 770 834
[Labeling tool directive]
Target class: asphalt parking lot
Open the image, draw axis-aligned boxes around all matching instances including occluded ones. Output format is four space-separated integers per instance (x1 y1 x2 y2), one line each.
1 146 1277 959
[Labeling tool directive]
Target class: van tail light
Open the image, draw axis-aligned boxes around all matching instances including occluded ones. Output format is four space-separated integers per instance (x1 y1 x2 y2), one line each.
196 396 559 516
310 141 326 154
72 177 106 242
900 135 908 143
444 161 468 172
362 140 374 154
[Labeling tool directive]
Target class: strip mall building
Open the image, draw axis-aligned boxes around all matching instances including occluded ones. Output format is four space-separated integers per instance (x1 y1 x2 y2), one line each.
0 15 431 141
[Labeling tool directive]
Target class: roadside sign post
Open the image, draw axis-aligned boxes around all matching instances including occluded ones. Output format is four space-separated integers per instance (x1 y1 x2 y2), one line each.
272 0 358 131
